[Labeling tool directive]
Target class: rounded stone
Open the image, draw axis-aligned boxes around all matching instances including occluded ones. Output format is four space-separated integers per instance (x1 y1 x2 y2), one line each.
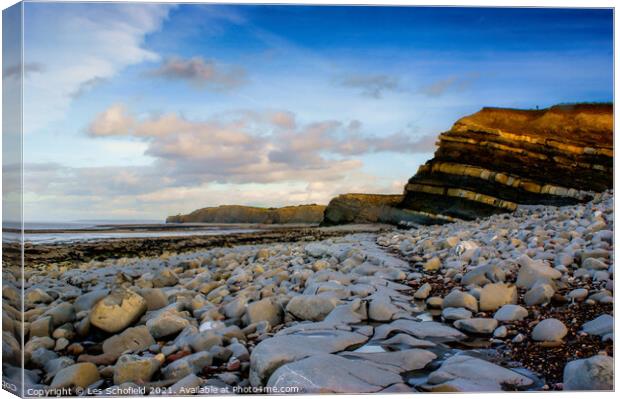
90 289 147 334
531 318 568 342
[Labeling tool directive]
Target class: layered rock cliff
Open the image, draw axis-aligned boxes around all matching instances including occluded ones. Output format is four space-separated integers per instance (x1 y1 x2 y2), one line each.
321 194 403 225
401 103 613 221
167 204 326 224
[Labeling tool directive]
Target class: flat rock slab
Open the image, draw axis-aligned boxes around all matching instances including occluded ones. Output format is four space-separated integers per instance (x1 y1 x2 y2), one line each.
250 329 368 386
339 349 436 373
373 319 466 342
267 354 403 393
424 355 534 391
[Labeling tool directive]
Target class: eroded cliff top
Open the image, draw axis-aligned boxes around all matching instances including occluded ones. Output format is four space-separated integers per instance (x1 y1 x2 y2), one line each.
453 103 613 147
167 204 326 224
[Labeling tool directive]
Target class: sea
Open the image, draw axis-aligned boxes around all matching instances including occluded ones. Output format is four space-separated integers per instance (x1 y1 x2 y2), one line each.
2 220 261 245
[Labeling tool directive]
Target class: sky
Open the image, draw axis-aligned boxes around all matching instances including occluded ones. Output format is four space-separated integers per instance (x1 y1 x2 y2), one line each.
8 2 614 221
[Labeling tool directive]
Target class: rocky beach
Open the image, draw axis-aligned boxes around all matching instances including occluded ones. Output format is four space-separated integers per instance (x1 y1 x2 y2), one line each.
2 190 614 394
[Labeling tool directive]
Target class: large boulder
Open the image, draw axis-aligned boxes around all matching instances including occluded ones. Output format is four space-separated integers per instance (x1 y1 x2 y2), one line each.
102 326 155 358
531 319 568 342
244 298 282 326
50 362 100 389
90 289 147 333
442 291 478 312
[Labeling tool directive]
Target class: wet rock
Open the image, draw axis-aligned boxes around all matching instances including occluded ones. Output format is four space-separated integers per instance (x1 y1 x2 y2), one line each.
424 355 534 391
581 314 613 336
531 318 568 342
90 289 147 333
341 349 436 372
493 304 528 321
442 290 478 312
267 354 402 393
454 318 498 334
50 362 100 389
479 284 517 311
286 295 336 321
563 355 613 390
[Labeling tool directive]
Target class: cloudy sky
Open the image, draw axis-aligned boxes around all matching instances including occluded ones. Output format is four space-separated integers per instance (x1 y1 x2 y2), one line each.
14 3 613 221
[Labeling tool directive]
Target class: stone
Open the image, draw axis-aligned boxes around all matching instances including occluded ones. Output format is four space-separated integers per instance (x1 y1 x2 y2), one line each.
380 333 436 349
426 297 443 308
454 318 498 334
567 288 588 302
228 342 250 362
162 351 212 380
424 257 441 271
479 284 517 311
152 268 179 287
442 307 472 321
563 355 613 390
413 283 432 299
373 319 465 342
223 296 247 319
582 258 608 270
368 295 401 322
90 289 147 333
249 329 368 386
424 355 534 391
146 311 190 339
169 374 203 395
113 354 164 385
102 326 155 358
581 314 613 336
139 288 169 311
55 338 69 351
523 283 554 306
493 326 508 338
50 362 100 389
461 264 505 286
494 304 528 321
73 289 109 313
442 290 478 312
45 302 75 327
286 295 336 321
531 318 568 342
516 255 561 289
341 349 436 372
245 298 282 326
267 354 403 393
30 316 53 338
24 288 53 307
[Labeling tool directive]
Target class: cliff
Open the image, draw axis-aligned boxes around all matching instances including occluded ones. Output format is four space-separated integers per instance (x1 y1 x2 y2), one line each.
166 204 326 224
321 194 403 226
401 103 613 220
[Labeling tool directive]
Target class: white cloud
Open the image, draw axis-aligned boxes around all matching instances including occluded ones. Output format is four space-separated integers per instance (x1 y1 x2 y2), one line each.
150 56 247 90
23 2 173 133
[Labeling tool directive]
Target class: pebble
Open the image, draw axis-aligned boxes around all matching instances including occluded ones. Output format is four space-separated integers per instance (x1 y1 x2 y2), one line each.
531 318 568 342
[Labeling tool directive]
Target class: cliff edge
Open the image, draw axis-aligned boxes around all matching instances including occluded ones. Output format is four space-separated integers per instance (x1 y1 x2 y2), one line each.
166 204 326 224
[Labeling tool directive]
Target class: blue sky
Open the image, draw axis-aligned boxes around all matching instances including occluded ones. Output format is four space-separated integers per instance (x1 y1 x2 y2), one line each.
15 3 613 221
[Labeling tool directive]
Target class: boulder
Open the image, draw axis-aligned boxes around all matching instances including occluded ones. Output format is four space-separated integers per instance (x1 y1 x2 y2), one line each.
267 354 403 393
454 318 498 334
286 295 336 321
50 362 100 389
245 298 282 326
523 283 554 306
146 311 190 339
162 351 213 380
442 307 472 321
494 305 528 321
563 355 613 390
73 289 109 313
581 314 613 336
114 354 164 385
424 355 534 391
90 289 147 333
479 284 517 311
373 319 465 342
102 326 155 359
531 318 568 342
516 255 561 289
442 290 478 312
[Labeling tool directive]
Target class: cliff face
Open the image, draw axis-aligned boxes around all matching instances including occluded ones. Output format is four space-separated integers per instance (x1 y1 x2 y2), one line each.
401 103 613 220
321 194 403 226
166 204 326 224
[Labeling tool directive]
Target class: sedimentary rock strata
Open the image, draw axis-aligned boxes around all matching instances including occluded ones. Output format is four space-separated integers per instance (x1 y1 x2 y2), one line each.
321 194 404 225
401 103 613 220
166 204 326 224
